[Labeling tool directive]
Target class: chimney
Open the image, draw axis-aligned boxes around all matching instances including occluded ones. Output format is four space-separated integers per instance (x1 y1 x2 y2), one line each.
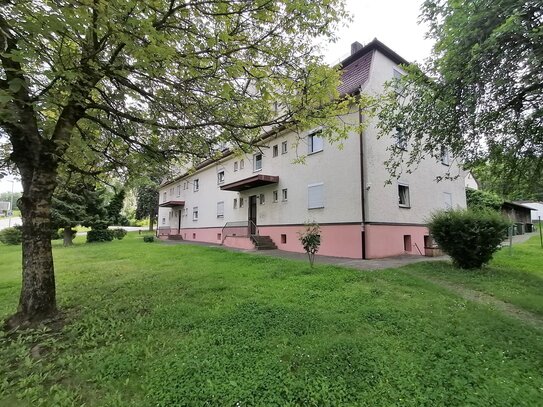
351 41 364 55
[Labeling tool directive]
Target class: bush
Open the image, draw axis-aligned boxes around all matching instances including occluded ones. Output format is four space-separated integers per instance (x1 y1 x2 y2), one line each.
298 222 321 267
51 228 63 240
0 226 22 245
112 228 127 240
428 209 509 269
87 228 115 243
143 235 155 243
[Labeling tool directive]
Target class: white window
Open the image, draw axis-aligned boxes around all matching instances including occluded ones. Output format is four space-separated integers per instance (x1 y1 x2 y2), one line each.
259 193 265 205
217 201 224 218
282 141 288 154
193 179 199 192
273 190 278 202
162 217 166 225
395 127 407 150
240 197 244 208
192 207 199 220
308 183 324 209
163 192 167 202
308 131 323 153
240 159 244 169
443 192 453 209
282 188 288 201
176 184 181 196
170 188 174 196
273 145 278 157
234 161 238 171
233 198 238 209
398 184 410 208
392 68 405 95
217 170 225 184
254 153 262 171
440 145 450 165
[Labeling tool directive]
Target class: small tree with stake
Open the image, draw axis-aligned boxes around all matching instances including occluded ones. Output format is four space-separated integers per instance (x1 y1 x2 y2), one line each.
298 222 321 268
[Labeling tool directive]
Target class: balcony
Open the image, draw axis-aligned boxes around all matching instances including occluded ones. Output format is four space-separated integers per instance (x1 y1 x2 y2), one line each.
159 200 185 208
220 174 279 192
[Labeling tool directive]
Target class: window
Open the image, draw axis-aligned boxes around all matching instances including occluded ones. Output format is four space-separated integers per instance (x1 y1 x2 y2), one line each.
240 197 245 208
254 153 262 171
217 170 225 184
393 68 405 95
183 182 187 190
308 131 324 153
282 188 288 201
308 183 324 209
259 193 265 204
217 233 222 240
192 206 199 220
234 161 238 171
440 145 450 165
233 198 238 209
192 233 196 239
193 179 199 192
176 184 181 196
217 201 224 218
162 217 166 225
403 235 412 252
281 234 287 244
240 159 244 169
273 145 278 157
273 190 278 202
443 192 452 210
398 184 410 207
170 188 174 196
282 141 288 154
395 127 407 150
163 192 167 202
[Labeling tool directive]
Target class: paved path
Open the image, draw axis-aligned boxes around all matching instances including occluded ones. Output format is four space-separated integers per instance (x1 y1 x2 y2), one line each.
0 216 21 230
162 231 540 271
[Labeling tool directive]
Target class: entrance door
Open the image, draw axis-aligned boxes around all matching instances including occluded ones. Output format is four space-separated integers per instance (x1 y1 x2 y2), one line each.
248 195 257 235
178 209 182 232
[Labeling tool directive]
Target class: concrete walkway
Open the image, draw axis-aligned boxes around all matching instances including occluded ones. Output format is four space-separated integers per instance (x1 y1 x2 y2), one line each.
162 231 539 271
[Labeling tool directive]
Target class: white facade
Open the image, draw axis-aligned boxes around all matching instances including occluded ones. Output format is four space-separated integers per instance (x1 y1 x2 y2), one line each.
158 39 467 259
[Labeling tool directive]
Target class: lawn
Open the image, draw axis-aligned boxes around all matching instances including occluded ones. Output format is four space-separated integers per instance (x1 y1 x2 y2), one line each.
1 233 542 406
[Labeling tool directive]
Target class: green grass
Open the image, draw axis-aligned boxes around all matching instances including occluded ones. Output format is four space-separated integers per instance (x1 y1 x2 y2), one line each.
1 234 542 406
406 236 543 316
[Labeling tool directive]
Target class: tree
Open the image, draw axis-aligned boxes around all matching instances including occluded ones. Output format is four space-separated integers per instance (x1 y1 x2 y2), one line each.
298 222 321 267
136 185 159 232
0 1 359 327
106 189 128 226
51 178 109 246
377 0 542 182
465 188 503 211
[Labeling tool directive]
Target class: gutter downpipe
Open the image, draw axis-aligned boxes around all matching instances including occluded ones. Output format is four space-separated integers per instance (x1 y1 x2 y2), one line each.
358 102 367 259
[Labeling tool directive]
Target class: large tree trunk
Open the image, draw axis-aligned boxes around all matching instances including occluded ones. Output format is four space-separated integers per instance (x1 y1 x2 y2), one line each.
148 212 154 232
5 169 58 329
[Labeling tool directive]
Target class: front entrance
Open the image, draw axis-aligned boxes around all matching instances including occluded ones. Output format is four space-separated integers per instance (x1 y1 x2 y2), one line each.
248 195 257 235
178 209 182 232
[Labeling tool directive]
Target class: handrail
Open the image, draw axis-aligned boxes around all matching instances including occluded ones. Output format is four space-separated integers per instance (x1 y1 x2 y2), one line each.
221 221 250 244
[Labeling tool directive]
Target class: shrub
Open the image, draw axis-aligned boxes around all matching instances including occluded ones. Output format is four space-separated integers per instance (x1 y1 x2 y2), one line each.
112 228 127 240
298 222 321 267
0 226 22 245
465 188 503 211
143 235 155 243
51 228 63 240
428 209 509 269
87 228 115 243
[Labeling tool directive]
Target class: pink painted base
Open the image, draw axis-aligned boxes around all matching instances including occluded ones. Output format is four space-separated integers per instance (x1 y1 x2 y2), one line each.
364 224 429 259
223 236 255 250
259 224 363 259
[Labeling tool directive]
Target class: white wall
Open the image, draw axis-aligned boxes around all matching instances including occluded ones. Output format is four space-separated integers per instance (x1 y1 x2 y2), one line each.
361 50 467 224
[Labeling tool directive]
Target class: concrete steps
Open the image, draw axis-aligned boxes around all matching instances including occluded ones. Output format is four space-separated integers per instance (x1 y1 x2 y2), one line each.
167 234 184 241
251 235 277 250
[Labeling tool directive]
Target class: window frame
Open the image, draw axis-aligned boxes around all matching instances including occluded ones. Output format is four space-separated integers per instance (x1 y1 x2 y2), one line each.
281 141 288 154
253 153 262 172
193 179 199 192
395 127 407 151
234 161 238 172
192 206 199 221
308 131 324 154
217 201 225 218
217 170 225 185
440 145 450 165
282 188 288 202
259 193 265 205
307 182 325 209
398 183 410 208
272 145 278 157
273 190 278 202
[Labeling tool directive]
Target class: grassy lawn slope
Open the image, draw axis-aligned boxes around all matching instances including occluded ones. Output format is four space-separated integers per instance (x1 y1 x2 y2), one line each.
1 233 542 406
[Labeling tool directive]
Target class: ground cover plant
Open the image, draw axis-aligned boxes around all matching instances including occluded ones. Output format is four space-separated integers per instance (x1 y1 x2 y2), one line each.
1 233 542 406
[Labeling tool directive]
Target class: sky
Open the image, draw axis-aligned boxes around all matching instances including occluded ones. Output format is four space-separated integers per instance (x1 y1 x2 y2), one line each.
0 0 432 195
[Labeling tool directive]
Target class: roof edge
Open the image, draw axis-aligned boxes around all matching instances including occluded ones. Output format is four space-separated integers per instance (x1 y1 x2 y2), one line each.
340 38 409 69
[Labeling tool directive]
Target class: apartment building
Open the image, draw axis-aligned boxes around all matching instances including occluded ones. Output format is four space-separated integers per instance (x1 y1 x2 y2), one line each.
158 39 467 259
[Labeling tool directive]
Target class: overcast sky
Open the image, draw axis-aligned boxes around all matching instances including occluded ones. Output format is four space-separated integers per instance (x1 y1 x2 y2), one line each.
0 0 432 195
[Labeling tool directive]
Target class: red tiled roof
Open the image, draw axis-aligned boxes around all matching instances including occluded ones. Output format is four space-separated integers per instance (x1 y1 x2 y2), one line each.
338 50 374 96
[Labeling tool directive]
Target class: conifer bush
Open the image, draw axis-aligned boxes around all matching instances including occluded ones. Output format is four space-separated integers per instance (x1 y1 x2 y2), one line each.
0 226 22 245
112 228 127 240
428 209 509 269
